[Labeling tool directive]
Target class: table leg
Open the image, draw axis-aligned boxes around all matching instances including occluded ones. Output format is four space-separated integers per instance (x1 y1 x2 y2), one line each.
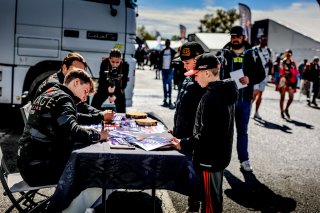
152 188 156 213
102 187 106 212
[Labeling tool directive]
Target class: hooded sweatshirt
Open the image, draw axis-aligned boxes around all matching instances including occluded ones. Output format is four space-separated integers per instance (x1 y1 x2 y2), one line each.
216 41 265 101
180 79 238 171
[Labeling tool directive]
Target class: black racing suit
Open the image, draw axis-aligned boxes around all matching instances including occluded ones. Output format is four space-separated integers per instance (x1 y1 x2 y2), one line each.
91 59 129 113
17 84 101 186
35 70 104 124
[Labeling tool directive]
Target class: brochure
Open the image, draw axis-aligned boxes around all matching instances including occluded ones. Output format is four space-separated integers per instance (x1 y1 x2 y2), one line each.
132 135 174 151
230 69 247 89
108 138 135 149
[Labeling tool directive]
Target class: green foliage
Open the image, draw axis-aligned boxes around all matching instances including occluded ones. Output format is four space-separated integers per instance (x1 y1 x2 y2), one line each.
137 25 155 41
198 9 240 33
171 35 180 41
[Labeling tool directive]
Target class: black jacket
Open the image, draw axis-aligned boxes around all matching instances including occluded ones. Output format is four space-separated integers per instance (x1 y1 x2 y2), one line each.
216 41 265 101
180 79 238 171
35 70 103 124
91 59 129 112
18 84 101 185
173 76 206 138
159 48 176 70
304 62 320 85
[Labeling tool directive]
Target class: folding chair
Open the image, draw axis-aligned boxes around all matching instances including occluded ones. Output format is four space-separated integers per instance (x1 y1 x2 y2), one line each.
0 147 55 212
20 102 32 125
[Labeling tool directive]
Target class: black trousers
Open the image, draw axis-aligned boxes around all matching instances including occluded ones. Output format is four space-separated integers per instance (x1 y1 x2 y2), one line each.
91 91 126 113
190 165 224 213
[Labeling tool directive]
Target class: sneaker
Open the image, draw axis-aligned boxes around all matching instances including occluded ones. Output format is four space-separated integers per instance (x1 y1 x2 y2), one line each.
281 111 285 119
240 160 253 172
312 101 318 107
162 100 168 107
254 112 262 119
169 102 176 109
285 109 290 119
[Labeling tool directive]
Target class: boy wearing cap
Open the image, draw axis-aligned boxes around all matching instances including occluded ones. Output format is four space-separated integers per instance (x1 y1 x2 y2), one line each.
172 53 238 213
216 26 265 172
171 41 206 212
172 41 206 139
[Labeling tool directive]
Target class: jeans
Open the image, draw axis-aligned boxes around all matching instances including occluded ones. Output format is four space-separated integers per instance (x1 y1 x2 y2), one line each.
235 100 251 163
162 69 174 101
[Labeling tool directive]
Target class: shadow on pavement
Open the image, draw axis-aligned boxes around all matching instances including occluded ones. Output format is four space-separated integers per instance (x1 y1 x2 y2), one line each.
308 105 320 110
224 170 296 212
94 191 163 213
285 119 314 129
253 118 292 133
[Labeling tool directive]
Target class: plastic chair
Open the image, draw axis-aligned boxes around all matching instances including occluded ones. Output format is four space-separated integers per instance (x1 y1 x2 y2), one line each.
0 147 55 212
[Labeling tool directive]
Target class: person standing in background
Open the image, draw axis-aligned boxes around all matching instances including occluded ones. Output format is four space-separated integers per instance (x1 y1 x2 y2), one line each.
252 35 273 120
276 49 299 119
304 56 320 107
91 48 129 113
298 59 308 89
216 26 265 172
159 39 176 109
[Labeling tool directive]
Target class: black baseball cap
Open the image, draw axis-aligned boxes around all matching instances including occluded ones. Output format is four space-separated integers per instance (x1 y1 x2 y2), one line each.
184 53 220 76
174 41 204 62
230 26 245 36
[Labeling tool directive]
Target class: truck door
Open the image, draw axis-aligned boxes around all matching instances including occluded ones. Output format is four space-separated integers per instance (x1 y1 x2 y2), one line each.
62 0 125 58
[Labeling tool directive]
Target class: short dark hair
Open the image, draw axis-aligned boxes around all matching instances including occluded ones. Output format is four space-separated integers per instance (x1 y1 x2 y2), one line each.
62 52 87 70
165 39 171 47
109 48 122 58
64 68 96 94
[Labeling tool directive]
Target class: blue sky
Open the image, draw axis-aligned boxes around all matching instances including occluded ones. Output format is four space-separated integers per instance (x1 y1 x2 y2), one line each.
137 0 320 41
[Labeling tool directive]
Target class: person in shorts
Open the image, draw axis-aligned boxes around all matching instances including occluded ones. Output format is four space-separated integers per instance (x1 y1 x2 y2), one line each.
252 35 273 119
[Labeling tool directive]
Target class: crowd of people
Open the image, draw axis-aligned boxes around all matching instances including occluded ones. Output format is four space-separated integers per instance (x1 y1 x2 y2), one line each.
15 24 320 213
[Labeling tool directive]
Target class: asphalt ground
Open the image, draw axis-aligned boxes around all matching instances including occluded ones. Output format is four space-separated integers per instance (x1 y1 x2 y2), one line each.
128 67 320 213
0 66 319 212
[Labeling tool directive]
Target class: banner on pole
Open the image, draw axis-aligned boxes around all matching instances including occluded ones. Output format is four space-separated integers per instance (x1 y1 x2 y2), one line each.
179 24 186 42
239 3 252 43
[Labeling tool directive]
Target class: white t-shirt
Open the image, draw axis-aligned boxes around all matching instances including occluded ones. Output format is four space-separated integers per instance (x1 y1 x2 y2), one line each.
162 49 171 69
257 46 272 76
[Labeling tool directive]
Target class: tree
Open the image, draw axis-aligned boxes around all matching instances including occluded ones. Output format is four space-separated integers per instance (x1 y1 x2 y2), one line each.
198 9 240 33
137 25 155 41
171 35 180 41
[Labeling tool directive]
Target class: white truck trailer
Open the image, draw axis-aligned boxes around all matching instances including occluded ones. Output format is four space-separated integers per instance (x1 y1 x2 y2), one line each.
0 0 137 108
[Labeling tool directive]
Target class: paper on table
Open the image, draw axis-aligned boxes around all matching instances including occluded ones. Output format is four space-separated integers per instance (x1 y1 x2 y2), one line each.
230 69 247 89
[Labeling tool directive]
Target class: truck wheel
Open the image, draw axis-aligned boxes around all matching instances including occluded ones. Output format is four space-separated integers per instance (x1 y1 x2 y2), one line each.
26 71 56 103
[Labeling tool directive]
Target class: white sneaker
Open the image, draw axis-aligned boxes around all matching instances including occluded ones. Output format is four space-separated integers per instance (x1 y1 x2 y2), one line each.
241 160 253 172
254 112 262 119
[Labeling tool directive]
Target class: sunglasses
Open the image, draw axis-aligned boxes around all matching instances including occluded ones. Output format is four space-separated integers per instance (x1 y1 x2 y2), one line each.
231 35 243 39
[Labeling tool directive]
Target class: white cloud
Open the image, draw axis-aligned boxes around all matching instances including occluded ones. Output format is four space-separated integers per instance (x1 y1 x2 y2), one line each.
137 2 320 41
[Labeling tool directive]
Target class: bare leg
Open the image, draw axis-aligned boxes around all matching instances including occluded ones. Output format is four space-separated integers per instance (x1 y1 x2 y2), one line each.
286 88 294 110
255 91 263 113
280 90 285 113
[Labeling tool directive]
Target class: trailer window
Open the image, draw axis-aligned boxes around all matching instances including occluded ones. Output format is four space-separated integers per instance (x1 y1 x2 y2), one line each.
126 0 137 8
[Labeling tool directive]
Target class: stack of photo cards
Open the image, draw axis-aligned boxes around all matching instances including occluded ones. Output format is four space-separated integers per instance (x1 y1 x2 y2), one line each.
108 138 135 150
